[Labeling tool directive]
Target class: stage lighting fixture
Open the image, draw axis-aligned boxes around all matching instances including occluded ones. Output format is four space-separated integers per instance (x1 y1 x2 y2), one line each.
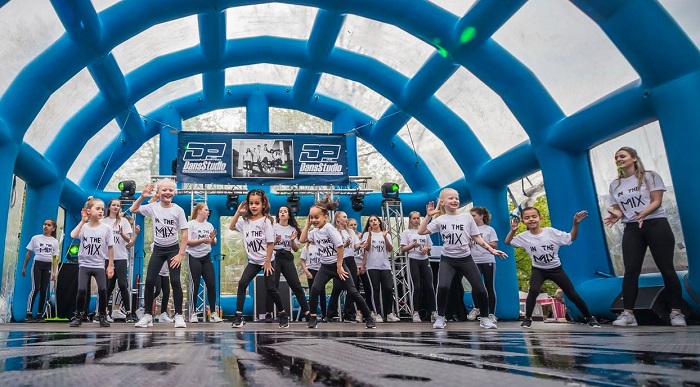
287 193 301 216
66 243 80 262
226 194 239 212
118 180 136 199
351 193 364 212
381 182 400 200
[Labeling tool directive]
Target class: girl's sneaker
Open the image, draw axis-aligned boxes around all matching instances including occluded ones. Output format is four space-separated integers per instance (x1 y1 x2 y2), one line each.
134 314 153 328
209 314 223 323
432 315 447 329
231 314 245 328
174 314 187 328
520 318 532 329
612 311 638 327
412 311 422 323
670 311 687 327
467 308 479 321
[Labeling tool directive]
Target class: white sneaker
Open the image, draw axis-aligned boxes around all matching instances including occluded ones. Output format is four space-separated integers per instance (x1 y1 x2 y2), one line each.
111 310 127 320
430 311 438 323
106 314 114 323
355 310 363 323
488 313 498 322
432 315 446 329
158 312 174 323
480 316 497 329
467 308 479 321
372 312 384 323
612 311 638 327
189 313 198 323
412 311 422 323
174 314 187 328
670 311 687 327
386 312 401 322
134 314 153 328
209 314 223 323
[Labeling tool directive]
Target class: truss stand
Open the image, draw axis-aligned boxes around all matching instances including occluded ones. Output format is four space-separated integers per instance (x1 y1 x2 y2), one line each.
381 199 413 318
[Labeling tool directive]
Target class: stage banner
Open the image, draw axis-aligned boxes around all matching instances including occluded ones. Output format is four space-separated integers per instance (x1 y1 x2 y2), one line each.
177 132 349 185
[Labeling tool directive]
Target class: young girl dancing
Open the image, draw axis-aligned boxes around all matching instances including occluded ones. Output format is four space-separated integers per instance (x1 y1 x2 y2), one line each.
505 207 600 329
361 215 400 323
69 198 114 327
467 206 502 322
327 211 361 322
187 203 222 323
300 240 326 319
102 199 136 322
400 211 436 323
418 188 505 330
22 219 59 322
349 218 372 323
229 189 290 328
130 179 189 328
301 197 375 329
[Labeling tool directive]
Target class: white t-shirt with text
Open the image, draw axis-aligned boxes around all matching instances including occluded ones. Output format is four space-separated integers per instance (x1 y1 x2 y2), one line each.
186 219 215 258
400 228 432 260
101 217 133 261
426 213 480 258
609 171 667 223
510 227 572 270
307 223 343 265
274 223 298 252
301 244 321 271
139 202 188 247
362 231 392 270
470 224 498 264
26 235 59 263
235 217 275 265
78 223 114 269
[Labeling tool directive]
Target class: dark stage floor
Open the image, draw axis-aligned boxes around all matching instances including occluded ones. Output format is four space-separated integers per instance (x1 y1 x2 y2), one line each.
1 321 698 386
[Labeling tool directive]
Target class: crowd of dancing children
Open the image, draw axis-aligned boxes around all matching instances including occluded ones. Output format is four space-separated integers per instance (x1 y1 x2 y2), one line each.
27 147 685 328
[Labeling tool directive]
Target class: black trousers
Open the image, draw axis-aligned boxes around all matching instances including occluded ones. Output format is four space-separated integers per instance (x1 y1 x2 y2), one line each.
436 255 488 318
76 266 107 316
472 262 496 315
409 258 436 313
368 269 395 317
307 269 326 316
236 262 284 314
153 275 170 314
622 218 682 310
327 256 358 317
189 253 217 312
28 261 52 315
309 263 371 318
265 250 310 315
525 266 591 319
144 244 183 315
105 259 130 312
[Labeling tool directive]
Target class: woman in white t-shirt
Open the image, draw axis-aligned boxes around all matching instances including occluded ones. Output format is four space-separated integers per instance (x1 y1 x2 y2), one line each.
400 211 436 323
361 215 399 323
186 203 221 323
467 206 502 322
327 211 361 321
604 147 686 327
21 219 59 322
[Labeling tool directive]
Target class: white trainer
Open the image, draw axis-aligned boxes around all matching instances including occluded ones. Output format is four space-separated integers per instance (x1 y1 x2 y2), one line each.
670 311 687 327
480 316 497 329
158 312 174 323
612 311 638 327
134 314 153 328
467 308 479 321
386 313 401 322
189 313 198 323
174 314 187 328
412 311 422 323
488 313 498 322
209 314 223 323
111 310 127 320
355 310 363 323
432 315 446 329
430 311 438 323
372 312 384 323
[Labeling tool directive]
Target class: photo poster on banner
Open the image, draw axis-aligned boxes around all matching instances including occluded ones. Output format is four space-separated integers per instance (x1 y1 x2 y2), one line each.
177 132 349 186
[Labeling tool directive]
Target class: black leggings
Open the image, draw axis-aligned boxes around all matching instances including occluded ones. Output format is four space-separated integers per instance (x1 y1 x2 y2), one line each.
153 275 170 314
409 258 436 313
144 244 183 315
327 256 358 317
309 263 371 319
622 218 682 310
368 269 395 317
357 270 373 309
265 250 310 315
28 261 52 315
307 269 326 316
105 259 130 312
76 267 107 315
189 253 217 312
525 266 591 318
236 262 285 314
473 262 496 315
436 255 488 318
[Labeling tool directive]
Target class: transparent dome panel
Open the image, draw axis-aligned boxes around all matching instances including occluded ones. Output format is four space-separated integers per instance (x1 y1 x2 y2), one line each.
397 118 462 187
226 3 316 40
317 73 392 119
184 108 247 133
93 0 120 13
493 0 639 115
25 68 99 152
436 66 528 158
106 136 160 193
113 15 199 75
427 0 477 16
507 170 544 211
68 120 122 184
135 74 202 116
658 0 700 49
225 64 298 86
270 108 331 134
0 0 64 96
356 137 409 193
336 15 435 78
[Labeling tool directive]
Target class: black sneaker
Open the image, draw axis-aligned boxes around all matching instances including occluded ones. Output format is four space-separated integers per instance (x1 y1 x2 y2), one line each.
321 315 330 323
99 314 111 328
587 316 601 328
279 311 289 328
37 317 46 323
264 312 273 323
521 318 532 329
69 313 83 327
365 316 376 329
304 313 311 322
25 314 37 323
307 315 318 329
125 312 137 323
231 314 245 328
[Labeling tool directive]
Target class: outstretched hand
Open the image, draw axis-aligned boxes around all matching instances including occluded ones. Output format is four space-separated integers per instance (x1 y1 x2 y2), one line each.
425 201 440 217
573 210 588 224
604 210 620 227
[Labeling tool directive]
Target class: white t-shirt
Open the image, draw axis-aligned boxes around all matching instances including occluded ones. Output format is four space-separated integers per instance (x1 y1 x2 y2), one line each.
274 223 298 252
139 202 188 247
26 235 59 263
353 232 365 265
338 229 356 258
400 229 432 260
425 213 480 258
362 231 392 270
307 223 343 265
235 217 275 265
609 171 667 223
470 225 498 264
301 244 321 271
510 227 572 269
101 217 133 261
186 219 215 258
78 223 114 268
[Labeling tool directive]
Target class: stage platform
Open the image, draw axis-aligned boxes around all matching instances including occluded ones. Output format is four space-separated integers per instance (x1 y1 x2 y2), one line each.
0 321 698 386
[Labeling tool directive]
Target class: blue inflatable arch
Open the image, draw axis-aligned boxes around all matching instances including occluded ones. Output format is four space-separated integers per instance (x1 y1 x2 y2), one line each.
1 0 699 322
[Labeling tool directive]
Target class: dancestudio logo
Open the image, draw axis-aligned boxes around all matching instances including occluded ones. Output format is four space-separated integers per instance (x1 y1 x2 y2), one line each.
298 144 344 176
181 142 228 174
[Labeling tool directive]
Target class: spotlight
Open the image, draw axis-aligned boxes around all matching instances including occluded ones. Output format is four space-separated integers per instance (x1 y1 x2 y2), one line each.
66 243 80 262
287 193 301 216
351 193 364 212
226 194 239 212
118 180 136 199
381 182 400 200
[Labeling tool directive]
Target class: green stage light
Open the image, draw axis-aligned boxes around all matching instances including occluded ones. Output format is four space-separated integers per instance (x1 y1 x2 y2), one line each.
460 26 477 44
381 182 400 200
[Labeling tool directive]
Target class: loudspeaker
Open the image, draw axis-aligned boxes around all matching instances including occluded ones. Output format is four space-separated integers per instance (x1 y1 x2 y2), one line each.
610 286 691 325
55 262 79 318
253 274 291 320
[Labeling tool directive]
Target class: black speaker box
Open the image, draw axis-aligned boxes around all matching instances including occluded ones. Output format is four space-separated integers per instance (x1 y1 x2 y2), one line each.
610 285 692 325
253 274 291 320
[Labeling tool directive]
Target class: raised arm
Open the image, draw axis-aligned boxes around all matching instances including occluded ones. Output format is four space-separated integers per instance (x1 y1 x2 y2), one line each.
129 184 154 214
570 210 588 241
504 217 519 245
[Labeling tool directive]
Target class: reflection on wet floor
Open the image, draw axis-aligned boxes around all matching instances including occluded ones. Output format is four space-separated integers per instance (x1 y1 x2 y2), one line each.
0 326 699 386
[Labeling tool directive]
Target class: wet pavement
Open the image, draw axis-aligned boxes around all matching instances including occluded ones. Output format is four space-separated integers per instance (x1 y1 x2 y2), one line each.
0 322 698 386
